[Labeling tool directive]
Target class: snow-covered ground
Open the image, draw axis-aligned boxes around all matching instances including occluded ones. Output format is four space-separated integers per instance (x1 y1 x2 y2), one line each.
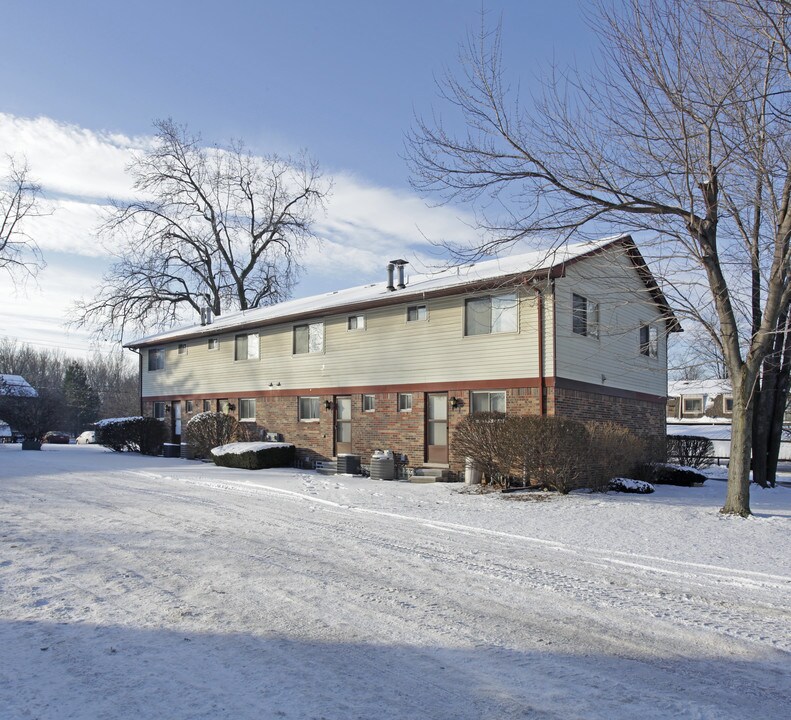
1 445 789 719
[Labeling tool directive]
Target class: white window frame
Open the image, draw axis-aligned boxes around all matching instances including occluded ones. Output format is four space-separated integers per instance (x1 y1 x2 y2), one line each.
572 293 599 339
347 315 365 331
234 333 259 361
148 348 164 371
203 399 211 412
186 400 194 414
363 394 376 412
239 398 256 422
153 401 166 420
298 396 321 422
724 395 734 413
682 396 704 414
293 322 324 354
178 343 188 355
406 305 427 322
639 323 659 358
398 393 413 412
464 293 518 336
207 337 219 351
470 390 507 414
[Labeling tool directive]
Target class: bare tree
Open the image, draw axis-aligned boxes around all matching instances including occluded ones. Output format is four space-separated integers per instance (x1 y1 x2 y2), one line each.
0 157 43 282
73 119 329 339
407 0 791 516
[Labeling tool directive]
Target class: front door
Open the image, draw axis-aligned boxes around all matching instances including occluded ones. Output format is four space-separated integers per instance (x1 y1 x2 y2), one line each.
335 396 352 455
426 392 448 464
172 401 182 441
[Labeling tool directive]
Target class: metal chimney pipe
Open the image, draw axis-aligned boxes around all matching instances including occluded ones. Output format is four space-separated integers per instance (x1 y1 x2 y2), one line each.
386 262 395 291
396 260 408 289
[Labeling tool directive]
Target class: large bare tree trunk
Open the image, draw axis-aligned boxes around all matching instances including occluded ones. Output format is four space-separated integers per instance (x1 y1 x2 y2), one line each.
724 373 756 516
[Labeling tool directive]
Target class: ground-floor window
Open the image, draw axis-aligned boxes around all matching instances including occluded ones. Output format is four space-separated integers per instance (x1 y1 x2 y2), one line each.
153 402 165 420
470 390 506 413
203 399 211 412
186 400 194 413
239 398 256 422
299 396 320 421
398 393 413 412
363 394 376 412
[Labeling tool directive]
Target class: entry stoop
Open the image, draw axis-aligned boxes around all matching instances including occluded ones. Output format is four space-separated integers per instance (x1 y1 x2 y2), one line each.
410 468 452 483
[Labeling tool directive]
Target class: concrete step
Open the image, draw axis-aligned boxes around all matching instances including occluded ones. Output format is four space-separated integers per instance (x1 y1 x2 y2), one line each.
412 467 451 479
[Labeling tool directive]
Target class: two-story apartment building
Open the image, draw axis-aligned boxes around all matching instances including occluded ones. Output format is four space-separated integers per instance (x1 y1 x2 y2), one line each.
126 234 680 472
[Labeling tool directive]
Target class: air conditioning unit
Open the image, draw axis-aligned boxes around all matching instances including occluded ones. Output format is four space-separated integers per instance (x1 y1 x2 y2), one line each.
265 431 283 442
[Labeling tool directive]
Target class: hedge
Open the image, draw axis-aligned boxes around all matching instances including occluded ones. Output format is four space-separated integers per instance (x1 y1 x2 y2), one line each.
211 442 296 470
95 416 167 455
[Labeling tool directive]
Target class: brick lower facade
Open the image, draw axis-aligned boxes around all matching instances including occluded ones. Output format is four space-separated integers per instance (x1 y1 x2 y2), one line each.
146 379 665 473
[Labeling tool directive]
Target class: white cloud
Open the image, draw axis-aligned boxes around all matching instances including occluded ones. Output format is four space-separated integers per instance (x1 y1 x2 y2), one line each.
1 113 485 352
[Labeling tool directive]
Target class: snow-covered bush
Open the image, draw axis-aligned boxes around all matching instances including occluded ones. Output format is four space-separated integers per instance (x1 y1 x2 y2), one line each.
636 462 706 487
211 442 295 469
184 412 246 458
95 416 166 455
609 477 655 494
666 435 714 469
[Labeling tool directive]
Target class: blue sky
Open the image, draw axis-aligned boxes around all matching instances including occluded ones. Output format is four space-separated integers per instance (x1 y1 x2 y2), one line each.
1 0 594 355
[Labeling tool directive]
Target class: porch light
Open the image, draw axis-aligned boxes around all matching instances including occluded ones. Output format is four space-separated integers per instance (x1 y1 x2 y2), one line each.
324 400 333 410
450 396 461 409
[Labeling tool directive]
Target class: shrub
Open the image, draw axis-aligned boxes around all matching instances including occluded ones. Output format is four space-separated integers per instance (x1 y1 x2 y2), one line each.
211 442 295 469
95 416 167 455
585 422 645 492
522 416 590 493
666 435 714 468
451 412 512 486
185 412 246 458
609 477 655 494
636 462 706 486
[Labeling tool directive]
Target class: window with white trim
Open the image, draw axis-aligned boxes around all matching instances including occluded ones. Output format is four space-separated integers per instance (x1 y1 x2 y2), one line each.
639 323 659 358
153 402 165 420
465 294 518 336
348 315 365 331
299 396 320 421
572 293 599 338
294 323 324 354
148 348 164 371
724 395 734 413
186 400 194 413
239 398 256 422
178 343 188 355
203 399 211 412
407 305 427 322
683 396 703 414
234 333 259 361
363 394 376 412
398 393 413 412
207 337 219 351
470 390 506 414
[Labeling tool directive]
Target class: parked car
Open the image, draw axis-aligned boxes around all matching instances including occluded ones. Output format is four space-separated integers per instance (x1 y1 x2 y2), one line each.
76 430 96 445
43 431 71 444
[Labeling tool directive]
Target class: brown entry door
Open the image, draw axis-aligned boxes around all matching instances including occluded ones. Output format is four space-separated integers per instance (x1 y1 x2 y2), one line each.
335 396 352 455
426 393 448 464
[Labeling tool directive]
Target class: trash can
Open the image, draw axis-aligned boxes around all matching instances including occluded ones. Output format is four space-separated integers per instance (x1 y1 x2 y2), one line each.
180 443 195 460
370 450 395 480
336 454 361 475
465 457 482 485
163 442 181 458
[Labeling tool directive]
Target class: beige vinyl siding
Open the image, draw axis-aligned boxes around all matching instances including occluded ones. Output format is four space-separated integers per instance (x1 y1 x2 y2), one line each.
553 248 667 396
141 290 544 397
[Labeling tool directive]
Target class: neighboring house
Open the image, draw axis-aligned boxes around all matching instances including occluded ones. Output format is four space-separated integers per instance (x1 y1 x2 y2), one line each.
667 379 732 420
125 234 680 473
0 375 37 443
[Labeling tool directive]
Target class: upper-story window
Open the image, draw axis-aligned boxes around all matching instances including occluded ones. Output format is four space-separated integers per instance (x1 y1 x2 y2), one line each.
407 305 427 322
348 315 365 331
235 333 259 361
465 293 518 336
178 343 188 355
207 337 219 351
294 322 324 354
572 293 599 338
148 348 164 371
639 323 659 357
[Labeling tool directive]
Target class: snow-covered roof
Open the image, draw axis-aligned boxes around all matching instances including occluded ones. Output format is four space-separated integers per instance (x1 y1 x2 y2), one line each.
0 374 38 397
667 379 731 398
127 234 675 348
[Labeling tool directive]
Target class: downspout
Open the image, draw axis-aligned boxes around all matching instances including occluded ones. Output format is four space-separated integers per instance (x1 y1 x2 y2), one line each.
128 348 143 416
534 287 545 416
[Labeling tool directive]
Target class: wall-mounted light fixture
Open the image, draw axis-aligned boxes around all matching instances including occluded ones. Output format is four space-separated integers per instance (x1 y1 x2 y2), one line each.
228 403 236 411
324 400 333 410
450 396 461 410
165 404 171 413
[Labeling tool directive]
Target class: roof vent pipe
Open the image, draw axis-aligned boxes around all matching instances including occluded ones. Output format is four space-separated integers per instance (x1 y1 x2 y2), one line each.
391 259 409 289
200 308 213 326
386 262 395 291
